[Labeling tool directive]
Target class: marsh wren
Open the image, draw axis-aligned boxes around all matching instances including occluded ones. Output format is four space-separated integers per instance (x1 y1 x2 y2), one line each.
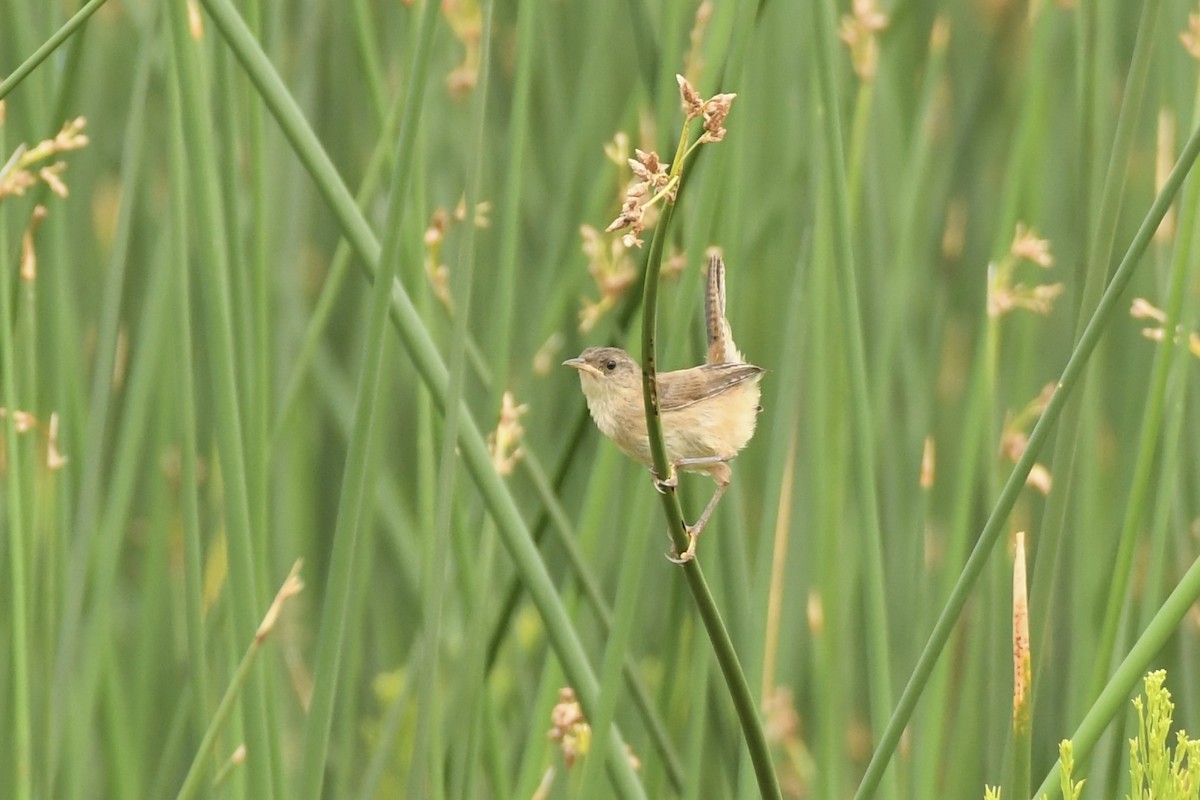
564 254 763 562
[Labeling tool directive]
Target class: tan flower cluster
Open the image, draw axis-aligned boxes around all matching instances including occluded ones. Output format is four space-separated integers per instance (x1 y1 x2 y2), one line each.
0 117 89 201
578 224 636 331
603 75 736 248
20 204 47 282
532 332 564 376
255 560 304 644
1131 298 1200 358
681 2 714 87
487 391 528 476
0 408 68 473
604 149 672 248
987 223 1063 318
1183 7 1200 60
423 196 491 312
761 684 815 796
839 0 889 81
443 0 482 97
677 75 737 144
547 687 591 768
999 384 1056 495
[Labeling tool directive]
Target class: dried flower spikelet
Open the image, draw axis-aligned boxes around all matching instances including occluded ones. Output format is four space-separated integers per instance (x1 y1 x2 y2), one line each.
256 560 304 643
762 685 801 745
1026 463 1052 495
548 687 591 768
423 208 454 312
532 332 564 376
604 147 673 246
20 204 48 282
487 391 528 476
1010 223 1053 267
187 0 204 38
989 224 1062 318
603 132 630 167
941 199 967 260
628 149 672 197
425 208 449 248
604 195 645 241
578 224 636 331
699 92 736 143
682 1 714 85
920 435 936 489
1131 297 1167 323
999 388 1055 495
0 407 38 433
453 195 492 228
38 164 69 198
1134 300 1200 358
1012 530 1031 721
24 117 89 162
1000 429 1029 463
677 74 705 121
1156 109 1177 242
1022 282 1065 315
1183 9 1200 60
806 590 824 635
47 412 68 470
443 0 483 97
930 15 951 53
2 118 89 201
839 0 889 80
661 245 687 279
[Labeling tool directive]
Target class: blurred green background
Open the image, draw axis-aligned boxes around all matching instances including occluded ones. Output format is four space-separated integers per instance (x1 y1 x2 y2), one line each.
2 0 1199 797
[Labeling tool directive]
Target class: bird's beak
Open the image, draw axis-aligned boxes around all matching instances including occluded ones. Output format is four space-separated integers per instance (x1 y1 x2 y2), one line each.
562 357 603 377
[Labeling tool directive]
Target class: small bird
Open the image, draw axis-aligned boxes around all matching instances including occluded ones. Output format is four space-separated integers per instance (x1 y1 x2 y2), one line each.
563 254 763 562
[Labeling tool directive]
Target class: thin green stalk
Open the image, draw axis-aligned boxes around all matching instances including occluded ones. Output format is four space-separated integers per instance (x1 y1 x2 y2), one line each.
166 1 277 794
488 0 535 384
639 164 782 800
176 565 302 800
166 53 211 759
576 487 652 798
0 0 107 102
47 46 153 790
267 95 402 454
520 452 686 790
299 0 439 794
0 114 32 800
1030 0 1161 721
808 3 895 796
197 3 646 795
408 2 491 797
854 115 1200 800
1088 29 1198 705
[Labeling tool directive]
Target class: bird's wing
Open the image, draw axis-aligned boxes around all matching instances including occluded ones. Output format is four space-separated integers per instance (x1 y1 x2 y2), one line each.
659 362 763 412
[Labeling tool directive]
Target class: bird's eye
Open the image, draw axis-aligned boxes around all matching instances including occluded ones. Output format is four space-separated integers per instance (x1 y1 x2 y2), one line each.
605 360 617 371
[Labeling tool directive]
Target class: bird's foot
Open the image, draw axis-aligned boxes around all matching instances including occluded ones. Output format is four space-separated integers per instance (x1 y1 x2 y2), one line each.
665 525 699 564
651 465 678 494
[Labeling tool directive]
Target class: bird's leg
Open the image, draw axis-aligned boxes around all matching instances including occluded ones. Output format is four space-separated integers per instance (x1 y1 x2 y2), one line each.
667 463 732 564
672 454 732 469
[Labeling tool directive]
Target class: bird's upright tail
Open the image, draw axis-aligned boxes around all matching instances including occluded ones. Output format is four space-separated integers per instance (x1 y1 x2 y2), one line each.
705 253 742 364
